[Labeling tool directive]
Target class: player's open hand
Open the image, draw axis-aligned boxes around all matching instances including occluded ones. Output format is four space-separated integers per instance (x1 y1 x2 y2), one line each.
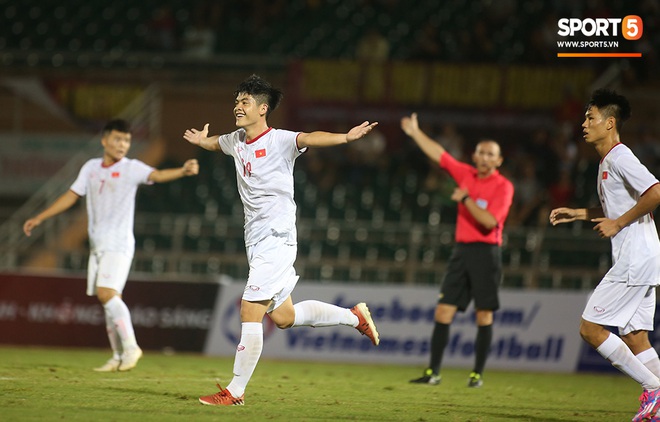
549 207 577 225
347 121 378 142
182 159 199 176
183 124 210 146
400 113 420 136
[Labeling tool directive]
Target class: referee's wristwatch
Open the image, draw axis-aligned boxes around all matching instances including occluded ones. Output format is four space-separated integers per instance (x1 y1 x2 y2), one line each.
460 194 470 204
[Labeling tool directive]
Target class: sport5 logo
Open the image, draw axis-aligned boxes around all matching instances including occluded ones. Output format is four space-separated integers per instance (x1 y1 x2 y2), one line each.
557 16 643 40
222 296 276 345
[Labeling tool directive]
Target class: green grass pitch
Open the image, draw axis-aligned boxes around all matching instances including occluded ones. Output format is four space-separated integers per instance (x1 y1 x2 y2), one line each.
0 345 642 421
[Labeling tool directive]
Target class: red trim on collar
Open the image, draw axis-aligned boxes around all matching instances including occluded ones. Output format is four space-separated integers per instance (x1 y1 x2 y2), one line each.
101 158 123 168
600 142 622 163
246 127 273 145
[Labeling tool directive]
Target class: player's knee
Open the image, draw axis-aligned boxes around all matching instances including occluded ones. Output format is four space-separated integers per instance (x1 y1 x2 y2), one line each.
579 320 601 345
268 311 294 329
276 321 294 330
578 327 590 342
434 304 456 324
578 321 589 338
97 288 118 304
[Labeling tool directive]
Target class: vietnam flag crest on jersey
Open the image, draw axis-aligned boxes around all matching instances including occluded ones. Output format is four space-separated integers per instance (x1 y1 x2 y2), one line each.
255 149 266 158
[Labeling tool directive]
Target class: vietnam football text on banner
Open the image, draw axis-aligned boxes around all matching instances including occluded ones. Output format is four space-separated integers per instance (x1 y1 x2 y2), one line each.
204 281 588 372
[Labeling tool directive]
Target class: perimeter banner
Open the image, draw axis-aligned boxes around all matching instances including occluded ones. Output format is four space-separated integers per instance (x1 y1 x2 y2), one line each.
204 282 588 372
0 273 218 352
1 273 647 373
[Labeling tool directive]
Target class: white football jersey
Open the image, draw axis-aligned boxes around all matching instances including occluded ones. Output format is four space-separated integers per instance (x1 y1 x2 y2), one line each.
70 157 154 255
598 143 660 286
218 128 305 246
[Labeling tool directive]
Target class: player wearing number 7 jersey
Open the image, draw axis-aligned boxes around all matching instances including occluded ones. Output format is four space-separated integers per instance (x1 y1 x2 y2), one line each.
183 74 380 406
23 119 199 372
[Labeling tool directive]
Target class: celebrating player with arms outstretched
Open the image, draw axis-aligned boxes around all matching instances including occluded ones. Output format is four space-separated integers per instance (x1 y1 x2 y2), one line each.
184 74 380 406
24 119 199 372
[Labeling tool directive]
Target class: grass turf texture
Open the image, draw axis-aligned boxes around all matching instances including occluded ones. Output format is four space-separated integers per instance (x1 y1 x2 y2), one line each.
0 345 641 421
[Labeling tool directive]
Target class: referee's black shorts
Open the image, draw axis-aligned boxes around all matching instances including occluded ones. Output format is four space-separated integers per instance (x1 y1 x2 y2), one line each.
438 242 502 312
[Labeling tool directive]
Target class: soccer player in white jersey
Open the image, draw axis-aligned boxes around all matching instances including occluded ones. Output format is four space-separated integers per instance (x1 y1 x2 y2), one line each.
183 74 380 406
23 119 199 372
549 89 660 422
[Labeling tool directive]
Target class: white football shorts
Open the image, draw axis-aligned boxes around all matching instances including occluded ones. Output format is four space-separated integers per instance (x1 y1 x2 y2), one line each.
86 251 133 296
244 233 299 313
582 280 656 335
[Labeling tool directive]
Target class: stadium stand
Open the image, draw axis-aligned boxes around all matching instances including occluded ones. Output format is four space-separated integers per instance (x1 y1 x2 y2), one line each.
0 0 657 289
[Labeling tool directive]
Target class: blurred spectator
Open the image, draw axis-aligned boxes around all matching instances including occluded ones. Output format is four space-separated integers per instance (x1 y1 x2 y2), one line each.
482 0 517 25
182 16 216 58
302 148 340 195
584 0 612 19
554 86 584 139
356 27 390 62
471 20 496 62
547 167 576 210
182 1 222 57
145 6 178 51
521 128 559 189
508 159 547 227
526 27 554 64
631 127 660 174
550 129 578 173
420 159 457 207
539 12 559 50
251 0 286 30
345 126 387 187
454 28 475 62
347 126 387 164
408 21 442 61
434 123 465 161
525 12 562 64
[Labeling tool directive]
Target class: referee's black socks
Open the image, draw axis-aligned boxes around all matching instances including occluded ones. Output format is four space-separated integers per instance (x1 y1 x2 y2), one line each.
429 322 450 375
474 324 493 375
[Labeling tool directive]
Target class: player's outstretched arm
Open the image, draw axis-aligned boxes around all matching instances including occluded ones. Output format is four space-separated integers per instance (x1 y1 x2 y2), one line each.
549 207 583 225
183 123 221 151
148 159 200 183
297 121 378 148
400 113 445 163
549 207 603 225
23 190 80 236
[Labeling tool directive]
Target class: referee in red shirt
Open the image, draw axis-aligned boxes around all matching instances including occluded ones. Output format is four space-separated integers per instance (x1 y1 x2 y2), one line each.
401 113 514 388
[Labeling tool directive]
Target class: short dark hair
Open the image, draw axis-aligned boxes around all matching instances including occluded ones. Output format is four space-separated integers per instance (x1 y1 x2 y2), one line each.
102 119 131 135
586 88 631 132
234 74 283 117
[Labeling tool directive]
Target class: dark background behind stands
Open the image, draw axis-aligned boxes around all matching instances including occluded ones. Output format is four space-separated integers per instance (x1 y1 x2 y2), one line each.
1 0 659 288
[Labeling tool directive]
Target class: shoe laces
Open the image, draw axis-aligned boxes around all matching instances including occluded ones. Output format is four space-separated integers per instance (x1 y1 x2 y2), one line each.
641 390 650 404
211 383 242 405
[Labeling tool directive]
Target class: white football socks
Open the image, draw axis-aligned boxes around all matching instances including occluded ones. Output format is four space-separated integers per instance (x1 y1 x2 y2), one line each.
597 333 660 390
227 322 263 398
103 296 139 352
637 347 660 380
292 300 358 327
103 307 123 360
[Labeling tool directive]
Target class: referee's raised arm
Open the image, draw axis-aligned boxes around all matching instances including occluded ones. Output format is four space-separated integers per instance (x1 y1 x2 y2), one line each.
400 113 445 164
